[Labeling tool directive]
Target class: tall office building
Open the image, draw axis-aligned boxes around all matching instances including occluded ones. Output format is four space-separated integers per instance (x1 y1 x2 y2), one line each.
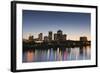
48 31 52 41
38 33 43 41
57 30 63 41
54 30 67 41
57 30 63 35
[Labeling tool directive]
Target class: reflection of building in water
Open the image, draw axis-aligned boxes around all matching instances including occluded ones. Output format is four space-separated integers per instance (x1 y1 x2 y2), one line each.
80 36 87 41
54 30 67 41
27 51 34 62
48 31 52 41
38 33 43 41
23 46 91 62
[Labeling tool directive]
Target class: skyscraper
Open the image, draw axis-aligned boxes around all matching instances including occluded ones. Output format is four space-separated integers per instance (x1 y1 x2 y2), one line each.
54 30 67 41
38 33 43 41
48 31 52 41
57 30 63 41
57 30 63 35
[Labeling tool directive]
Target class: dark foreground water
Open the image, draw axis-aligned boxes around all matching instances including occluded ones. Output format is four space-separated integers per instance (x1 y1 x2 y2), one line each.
23 46 91 62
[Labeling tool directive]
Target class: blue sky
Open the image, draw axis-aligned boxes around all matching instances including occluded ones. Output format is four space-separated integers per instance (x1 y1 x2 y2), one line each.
22 10 91 40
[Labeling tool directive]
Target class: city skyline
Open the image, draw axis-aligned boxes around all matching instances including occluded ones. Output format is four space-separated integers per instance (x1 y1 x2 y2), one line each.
23 30 89 42
23 10 91 40
26 30 67 41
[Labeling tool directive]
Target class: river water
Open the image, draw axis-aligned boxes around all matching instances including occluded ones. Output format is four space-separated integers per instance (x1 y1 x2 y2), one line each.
23 46 91 62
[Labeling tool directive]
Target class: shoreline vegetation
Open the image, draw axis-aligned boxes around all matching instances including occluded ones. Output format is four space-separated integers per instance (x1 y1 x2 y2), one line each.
23 40 91 51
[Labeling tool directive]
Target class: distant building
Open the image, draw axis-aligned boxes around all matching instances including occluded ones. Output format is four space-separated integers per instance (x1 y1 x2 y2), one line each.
54 33 57 41
57 30 63 35
48 31 52 41
80 36 87 41
28 35 34 41
38 33 43 41
44 36 48 42
57 30 63 41
54 30 67 41
62 34 67 41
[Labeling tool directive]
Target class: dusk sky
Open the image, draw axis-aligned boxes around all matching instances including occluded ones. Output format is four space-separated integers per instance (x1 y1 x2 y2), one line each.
22 10 91 40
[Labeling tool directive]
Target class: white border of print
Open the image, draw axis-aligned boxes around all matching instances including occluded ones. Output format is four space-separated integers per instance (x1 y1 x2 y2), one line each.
16 4 96 70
